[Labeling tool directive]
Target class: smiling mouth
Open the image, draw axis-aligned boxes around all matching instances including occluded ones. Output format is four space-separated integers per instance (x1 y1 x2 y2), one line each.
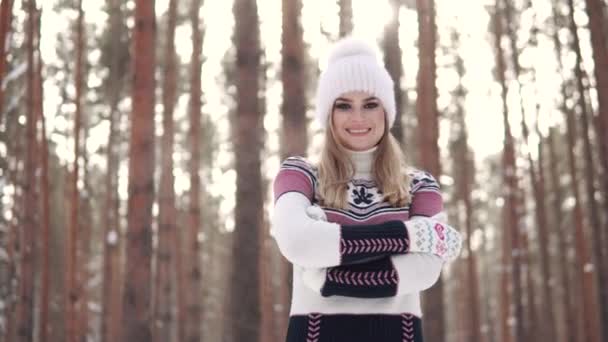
346 128 372 135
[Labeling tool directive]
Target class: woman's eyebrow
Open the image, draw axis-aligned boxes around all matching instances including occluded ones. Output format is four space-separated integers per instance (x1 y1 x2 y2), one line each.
364 97 378 102
335 97 352 102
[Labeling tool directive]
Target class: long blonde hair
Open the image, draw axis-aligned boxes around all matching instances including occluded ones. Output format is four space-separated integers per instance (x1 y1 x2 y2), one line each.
317 116 411 209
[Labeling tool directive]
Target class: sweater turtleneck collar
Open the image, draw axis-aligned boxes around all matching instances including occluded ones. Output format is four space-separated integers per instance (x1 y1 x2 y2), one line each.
346 146 377 177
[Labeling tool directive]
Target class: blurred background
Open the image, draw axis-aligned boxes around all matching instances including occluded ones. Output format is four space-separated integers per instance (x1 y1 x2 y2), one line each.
1 0 608 341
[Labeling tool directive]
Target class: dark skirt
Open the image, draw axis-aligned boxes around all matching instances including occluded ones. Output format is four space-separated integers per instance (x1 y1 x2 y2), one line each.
285 313 423 342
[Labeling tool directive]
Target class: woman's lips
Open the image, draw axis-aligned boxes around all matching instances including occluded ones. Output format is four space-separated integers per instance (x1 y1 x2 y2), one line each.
346 128 371 136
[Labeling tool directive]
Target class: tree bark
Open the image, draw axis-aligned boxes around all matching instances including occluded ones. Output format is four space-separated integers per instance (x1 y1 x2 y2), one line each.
492 2 517 341
230 0 263 340
339 0 353 38
153 0 179 341
503 1 556 339
101 1 126 342
556 14 602 341
582 2 608 280
122 0 156 340
567 0 608 337
16 1 37 340
66 1 84 341
549 9 577 342
384 0 405 144
35 11 50 342
415 0 445 340
185 0 205 340
0 0 14 123
453 43 482 342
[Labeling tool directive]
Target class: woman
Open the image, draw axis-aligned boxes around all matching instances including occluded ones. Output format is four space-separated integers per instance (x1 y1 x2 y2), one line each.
272 37 462 342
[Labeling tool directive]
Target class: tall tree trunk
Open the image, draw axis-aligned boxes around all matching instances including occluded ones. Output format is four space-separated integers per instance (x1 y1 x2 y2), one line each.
122 0 156 340
185 0 204 340
498 2 529 340
0 0 14 123
550 10 577 342
570 0 608 335
555 11 603 339
453 46 481 342
562 85 601 342
16 1 37 340
6 121 24 342
279 0 307 337
35 13 50 342
503 1 557 339
281 0 307 160
415 1 444 340
384 0 404 144
78 125 93 342
339 0 353 37
66 1 84 341
153 0 178 341
491 2 517 341
582 1 608 276
101 1 126 341
259 219 275 342
231 0 262 340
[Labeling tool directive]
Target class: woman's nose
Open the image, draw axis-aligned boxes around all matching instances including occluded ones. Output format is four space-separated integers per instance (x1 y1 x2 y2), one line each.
351 107 364 120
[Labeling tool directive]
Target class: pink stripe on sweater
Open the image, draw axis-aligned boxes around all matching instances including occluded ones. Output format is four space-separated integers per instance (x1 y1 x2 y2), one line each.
409 191 442 217
273 169 314 201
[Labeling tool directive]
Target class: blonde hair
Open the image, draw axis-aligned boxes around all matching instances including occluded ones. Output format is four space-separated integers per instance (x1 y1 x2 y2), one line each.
317 115 411 209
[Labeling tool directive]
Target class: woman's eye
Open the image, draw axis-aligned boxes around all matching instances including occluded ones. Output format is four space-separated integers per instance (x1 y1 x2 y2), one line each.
335 103 351 110
364 102 379 109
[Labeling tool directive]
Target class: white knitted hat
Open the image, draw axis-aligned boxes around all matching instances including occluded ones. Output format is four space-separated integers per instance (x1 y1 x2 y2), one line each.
315 37 396 128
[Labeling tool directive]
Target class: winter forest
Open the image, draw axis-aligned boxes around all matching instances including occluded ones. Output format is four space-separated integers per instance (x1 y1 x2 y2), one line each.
1 0 608 341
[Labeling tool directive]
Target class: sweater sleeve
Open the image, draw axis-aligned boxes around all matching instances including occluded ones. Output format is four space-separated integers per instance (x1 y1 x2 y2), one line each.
272 157 411 268
301 253 443 298
300 170 461 298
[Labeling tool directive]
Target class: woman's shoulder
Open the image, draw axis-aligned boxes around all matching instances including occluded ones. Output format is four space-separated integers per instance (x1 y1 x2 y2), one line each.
404 167 440 193
274 156 318 201
279 156 318 174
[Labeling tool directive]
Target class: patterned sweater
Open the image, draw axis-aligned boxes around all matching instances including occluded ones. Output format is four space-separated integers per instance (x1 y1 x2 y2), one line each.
271 148 462 342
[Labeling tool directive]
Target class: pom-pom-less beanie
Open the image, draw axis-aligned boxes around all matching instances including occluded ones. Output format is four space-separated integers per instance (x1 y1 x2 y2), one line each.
315 37 396 128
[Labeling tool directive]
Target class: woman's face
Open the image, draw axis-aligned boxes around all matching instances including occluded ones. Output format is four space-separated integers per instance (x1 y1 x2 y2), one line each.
331 91 386 151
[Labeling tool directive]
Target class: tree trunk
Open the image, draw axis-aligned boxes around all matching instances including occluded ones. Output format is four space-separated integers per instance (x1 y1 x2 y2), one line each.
491 2 517 341
549 10 577 342
230 0 262 340
35 12 50 342
503 1 557 338
78 123 94 342
279 0 307 337
562 86 602 342
570 0 608 336
384 0 405 144
0 0 14 123
16 1 37 340
101 1 126 342
66 1 84 341
122 0 156 340
556 21 602 342
153 0 178 341
339 0 353 37
453 53 482 342
415 0 445 340
185 0 204 340
582 1 608 279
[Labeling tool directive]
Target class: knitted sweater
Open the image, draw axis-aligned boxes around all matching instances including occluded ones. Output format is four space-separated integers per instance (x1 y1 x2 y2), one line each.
271 148 462 342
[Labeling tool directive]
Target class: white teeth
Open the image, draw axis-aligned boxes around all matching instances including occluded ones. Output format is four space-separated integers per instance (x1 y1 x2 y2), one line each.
347 128 370 134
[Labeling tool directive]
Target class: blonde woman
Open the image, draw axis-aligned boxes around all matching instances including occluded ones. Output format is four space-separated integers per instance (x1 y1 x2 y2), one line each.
272 37 462 342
